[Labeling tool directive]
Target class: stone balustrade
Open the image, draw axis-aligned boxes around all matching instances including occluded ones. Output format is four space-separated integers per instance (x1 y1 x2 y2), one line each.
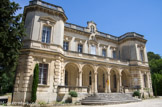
57 86 89 94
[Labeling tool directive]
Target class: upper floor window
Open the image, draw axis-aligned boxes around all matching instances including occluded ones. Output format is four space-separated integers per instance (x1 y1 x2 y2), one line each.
78 44 83 53
91 45 96 55
102 49 106 57
39 63 48 84
113 51 116 59
90 25 95 33
42 26 51 43
140 50 144 61
63 41 69 51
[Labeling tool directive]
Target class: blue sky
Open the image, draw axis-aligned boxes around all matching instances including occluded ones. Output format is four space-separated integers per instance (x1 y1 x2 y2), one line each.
13 0 162 56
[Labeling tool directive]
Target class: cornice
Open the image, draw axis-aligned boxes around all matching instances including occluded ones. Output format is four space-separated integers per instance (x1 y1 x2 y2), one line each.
23 5 67 22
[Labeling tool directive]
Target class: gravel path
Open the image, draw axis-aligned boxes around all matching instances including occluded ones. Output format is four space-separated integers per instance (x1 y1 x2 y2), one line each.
70 97 162 107
2 97 162 107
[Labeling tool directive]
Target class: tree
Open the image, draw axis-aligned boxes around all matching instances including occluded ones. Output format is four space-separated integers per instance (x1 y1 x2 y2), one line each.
148 52 162 96
147 52 161 61
31 64 39 103
0 0 25 95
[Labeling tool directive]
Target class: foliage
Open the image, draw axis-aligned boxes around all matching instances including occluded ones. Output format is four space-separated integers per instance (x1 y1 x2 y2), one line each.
65 97 72 103
148 52 162 96
31 64 39 102
152 73 162 96
0 0 25 95
133 91 141 97
148 52 161 61
69 91 78 97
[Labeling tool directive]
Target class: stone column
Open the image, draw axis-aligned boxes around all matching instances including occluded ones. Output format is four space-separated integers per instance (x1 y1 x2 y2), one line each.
94 72 98 93
79 71 82 87
138 71 143 91
119 73 122 92
107 73 111 93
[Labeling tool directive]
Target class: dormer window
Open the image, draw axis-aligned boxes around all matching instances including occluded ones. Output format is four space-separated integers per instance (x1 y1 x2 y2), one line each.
91 45 96 55
42 26 51 43
90 25 95 33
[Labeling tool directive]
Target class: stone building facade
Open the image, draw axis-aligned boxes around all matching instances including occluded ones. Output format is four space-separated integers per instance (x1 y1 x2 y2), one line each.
13 0 153 102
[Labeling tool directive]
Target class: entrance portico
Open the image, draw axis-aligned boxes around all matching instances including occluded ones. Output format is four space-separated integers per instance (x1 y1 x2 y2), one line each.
62 62 135 94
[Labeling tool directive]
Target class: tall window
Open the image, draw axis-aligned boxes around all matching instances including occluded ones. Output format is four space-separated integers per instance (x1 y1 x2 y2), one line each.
143 74 147 88
102 49 106 57
89 71 92 85
113 51 116 59
42 26 51 43
65 70 68 85
103 74 105 88
140 50 144 61
78 44 83 53
114 74 116 88
63 41 69 51
91 45 96 55
39 63 48 84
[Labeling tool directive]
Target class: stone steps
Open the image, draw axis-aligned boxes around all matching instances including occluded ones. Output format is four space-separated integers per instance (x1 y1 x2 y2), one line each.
81 93 141 105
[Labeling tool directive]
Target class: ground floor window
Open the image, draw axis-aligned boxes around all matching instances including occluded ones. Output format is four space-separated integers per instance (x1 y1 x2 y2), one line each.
114 75 117 88
143 74 147 88
39 63 48 84
65 70 68 85
89 71 92 85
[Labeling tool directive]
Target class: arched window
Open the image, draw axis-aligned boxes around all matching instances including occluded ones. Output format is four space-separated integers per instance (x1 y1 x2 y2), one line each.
65 70 68 85
90 25 95 33
89 71 92 85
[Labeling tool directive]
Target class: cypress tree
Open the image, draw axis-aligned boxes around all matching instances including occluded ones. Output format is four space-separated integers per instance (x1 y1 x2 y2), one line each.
0 0 25 95
31 64 39 103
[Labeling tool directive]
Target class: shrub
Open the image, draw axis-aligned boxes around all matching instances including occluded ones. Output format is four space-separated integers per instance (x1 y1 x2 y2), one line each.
69 91 78 97
31 64 39 102
133 91 141 97
65 97 72 103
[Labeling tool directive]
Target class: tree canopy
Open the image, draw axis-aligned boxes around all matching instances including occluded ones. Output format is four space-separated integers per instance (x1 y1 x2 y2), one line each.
148 51 162 96
0 0 25 95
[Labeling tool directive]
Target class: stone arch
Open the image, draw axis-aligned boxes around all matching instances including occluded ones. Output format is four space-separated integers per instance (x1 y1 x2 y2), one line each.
121 69 130 88
82 64 95 93
97 66 107 93
64 62 79 86
110 68 120 92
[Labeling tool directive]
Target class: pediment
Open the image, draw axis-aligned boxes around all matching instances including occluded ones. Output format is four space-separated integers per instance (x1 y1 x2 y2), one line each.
88 39 98 45
39 16 56 23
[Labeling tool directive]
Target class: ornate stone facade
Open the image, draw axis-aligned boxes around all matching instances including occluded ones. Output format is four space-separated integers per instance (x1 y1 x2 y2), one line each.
13 0 153 102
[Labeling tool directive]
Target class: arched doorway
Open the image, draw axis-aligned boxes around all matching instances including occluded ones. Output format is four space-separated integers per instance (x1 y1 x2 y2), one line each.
97 67 107 93
121 70 130 87
110 69 118 92
65 63 79 86
82 65 94 93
